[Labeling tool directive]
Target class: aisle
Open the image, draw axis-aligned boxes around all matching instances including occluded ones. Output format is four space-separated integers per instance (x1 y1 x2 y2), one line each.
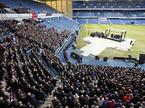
39 80 62 108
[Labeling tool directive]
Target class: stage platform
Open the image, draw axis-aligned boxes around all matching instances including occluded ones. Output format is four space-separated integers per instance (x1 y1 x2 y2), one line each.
80 36 135 57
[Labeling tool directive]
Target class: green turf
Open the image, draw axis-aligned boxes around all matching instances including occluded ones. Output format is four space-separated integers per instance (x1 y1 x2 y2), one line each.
76 24 145 59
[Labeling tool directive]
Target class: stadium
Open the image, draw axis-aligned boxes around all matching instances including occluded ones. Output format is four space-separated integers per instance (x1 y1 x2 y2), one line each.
0 0 145 108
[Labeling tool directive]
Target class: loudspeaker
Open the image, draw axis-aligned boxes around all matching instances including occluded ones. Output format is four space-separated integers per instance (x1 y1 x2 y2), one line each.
139 54 145 64
76 31 79 35
71 52 80 60
90 32 96 37
95 56 99 60
103 57 108 61
128 55 132 61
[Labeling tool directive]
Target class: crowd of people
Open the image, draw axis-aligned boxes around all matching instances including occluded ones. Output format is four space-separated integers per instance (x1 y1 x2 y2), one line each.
0 20 65 108
1 19 145 108
4 19 70 52
52 64 145 108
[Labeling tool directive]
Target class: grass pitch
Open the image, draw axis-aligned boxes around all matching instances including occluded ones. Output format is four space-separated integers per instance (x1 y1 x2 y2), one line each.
76 24 145 59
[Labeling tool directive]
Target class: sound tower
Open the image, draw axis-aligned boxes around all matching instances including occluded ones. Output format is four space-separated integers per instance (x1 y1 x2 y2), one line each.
139 54 145 64
76 31 79 35
95 56 99 60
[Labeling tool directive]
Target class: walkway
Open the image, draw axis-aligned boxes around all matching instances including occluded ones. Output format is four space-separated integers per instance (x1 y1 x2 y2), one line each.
39 79 62 108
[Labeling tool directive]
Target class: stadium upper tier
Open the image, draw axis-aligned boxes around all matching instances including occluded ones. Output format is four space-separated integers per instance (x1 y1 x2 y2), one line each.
73 0 145 24
73 0 145 9
0 0 57 13
0 0 79 32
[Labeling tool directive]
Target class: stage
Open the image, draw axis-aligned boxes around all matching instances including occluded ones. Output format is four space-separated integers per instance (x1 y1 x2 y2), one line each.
80 36 135 57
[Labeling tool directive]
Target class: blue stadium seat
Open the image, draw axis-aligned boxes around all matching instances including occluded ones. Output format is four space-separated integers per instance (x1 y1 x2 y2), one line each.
88 19 98 24
0 0 56 13
136 19 145 24
73 0 145 8
109 19 122 24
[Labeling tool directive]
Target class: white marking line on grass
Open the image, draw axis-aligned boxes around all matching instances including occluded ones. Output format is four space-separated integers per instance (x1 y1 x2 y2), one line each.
80 37 135 57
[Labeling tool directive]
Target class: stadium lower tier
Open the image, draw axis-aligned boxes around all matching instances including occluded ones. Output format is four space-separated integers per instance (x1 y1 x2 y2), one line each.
73 11 145 18
74 18 145 25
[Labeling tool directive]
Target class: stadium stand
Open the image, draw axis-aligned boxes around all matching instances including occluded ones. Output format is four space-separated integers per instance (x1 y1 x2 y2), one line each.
52 64 145 108
0 0 145 108
0 19 65 108
73 0 145 8
136 19 145 24
0 0 79 32
4 19 71 53
44 16 79 32
73 11 145 18
73 0 145 25
0 0 57 13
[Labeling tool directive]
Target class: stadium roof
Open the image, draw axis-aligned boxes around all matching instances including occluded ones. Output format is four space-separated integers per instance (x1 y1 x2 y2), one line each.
72 0 145 1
